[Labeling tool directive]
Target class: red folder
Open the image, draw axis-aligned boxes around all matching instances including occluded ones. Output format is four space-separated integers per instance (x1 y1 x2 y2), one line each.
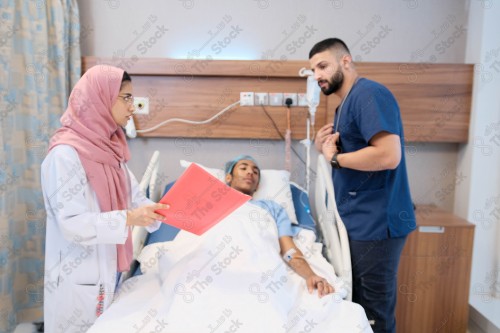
155 163 251 235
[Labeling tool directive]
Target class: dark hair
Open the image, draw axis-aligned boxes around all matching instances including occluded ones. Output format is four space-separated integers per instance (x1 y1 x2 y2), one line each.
309 38 351 59
122 71 131 82
120 71 131 89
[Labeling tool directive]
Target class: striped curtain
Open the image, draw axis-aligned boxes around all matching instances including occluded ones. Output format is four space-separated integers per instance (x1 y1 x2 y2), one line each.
0 1 80 332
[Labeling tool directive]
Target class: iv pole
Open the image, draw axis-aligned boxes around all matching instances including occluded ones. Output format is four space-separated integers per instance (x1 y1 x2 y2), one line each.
298 67 320 194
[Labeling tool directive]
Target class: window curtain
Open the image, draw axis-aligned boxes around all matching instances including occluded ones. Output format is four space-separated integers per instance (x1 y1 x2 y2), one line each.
0 1 80 332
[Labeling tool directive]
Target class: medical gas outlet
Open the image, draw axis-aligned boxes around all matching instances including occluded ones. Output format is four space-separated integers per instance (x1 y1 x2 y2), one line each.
240 92 306 106
133 97 150 115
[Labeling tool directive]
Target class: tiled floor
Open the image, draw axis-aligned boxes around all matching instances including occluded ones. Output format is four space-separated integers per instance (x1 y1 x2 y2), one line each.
14 321 486 333
12 323 37 333
468 319 487 333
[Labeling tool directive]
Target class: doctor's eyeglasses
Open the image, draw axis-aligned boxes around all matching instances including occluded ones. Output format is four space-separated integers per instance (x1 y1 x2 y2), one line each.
119 95 134 105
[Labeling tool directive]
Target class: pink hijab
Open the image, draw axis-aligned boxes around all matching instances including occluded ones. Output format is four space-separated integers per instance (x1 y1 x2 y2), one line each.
49 65 133 272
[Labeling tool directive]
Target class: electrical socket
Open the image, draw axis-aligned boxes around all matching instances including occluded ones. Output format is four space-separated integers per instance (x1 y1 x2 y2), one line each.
254 92 269 106
238 92 304 107
134 97 149 115
240 92 255 106
298 93 308 106
269 93 283 106
283 93 298 106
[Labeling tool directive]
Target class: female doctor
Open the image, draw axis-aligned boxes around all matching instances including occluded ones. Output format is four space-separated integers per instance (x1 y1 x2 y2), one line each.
41 65 168 332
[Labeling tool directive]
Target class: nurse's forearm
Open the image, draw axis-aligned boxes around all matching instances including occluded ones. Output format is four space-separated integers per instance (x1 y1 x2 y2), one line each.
336 146 398 171
325 132 401 171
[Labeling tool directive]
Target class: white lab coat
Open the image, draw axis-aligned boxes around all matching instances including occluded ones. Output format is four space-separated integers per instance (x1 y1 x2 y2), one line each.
41 145 160 333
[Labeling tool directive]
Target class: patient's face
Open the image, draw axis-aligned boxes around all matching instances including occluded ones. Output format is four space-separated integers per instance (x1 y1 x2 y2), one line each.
225 160 260 196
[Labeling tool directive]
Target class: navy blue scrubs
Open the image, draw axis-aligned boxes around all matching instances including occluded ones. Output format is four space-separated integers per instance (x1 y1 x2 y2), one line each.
333 78 416 333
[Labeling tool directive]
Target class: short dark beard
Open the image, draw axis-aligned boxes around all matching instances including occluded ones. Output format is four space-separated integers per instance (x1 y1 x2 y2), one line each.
321 68 344 95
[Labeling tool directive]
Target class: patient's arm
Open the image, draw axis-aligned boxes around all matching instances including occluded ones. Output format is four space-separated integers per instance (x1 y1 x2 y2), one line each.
279 236 335 298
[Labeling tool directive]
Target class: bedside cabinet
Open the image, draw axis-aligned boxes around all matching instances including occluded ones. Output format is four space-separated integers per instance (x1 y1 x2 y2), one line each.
395 205 475 333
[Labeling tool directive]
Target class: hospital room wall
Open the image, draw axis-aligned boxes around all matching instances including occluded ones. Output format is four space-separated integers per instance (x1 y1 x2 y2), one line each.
77 0 469 210
455 2 500 331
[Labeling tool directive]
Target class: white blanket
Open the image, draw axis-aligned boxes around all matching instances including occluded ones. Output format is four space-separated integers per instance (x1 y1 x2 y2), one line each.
88 203 372 333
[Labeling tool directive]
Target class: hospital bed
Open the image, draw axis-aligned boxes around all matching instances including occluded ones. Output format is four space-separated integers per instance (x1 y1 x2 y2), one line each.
85 154 368 333
130 154 352 298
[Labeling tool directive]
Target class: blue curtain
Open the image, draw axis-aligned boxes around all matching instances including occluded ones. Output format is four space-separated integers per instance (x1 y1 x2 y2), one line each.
0 1 80 331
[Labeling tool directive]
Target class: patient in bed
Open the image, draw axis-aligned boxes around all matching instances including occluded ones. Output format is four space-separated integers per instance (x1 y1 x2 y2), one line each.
224 154 334 297
88 156 373 332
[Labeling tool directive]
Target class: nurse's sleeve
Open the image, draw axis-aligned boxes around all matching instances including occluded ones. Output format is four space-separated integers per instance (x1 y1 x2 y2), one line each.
42 145 128 246
127 167 161 233
357 85 402 143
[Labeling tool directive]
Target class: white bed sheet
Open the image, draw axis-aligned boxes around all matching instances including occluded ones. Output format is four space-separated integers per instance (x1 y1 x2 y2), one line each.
88 202 372 333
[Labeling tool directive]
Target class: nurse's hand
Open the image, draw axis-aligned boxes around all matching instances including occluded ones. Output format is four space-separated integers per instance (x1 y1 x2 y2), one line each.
126 203 169 226
322 132 340 162
314 123 333 153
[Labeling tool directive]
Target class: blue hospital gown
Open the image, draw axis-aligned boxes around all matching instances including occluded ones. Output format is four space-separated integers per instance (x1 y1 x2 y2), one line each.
249 199 301 238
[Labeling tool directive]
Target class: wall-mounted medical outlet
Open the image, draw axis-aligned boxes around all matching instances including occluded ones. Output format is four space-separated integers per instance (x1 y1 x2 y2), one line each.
283 93 298 107
254 92 269 106
298 93 308 107
240 92 255 106
269 93 284 106
134 97 150 115
238 92 308 107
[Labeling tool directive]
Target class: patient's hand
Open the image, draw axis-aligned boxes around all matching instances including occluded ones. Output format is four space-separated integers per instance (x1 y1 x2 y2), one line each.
306 274 335 298
126 203 169 227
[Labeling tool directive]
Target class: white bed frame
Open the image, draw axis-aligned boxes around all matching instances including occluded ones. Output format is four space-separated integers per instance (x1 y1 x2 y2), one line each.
313 154 353 301
122 151 161 282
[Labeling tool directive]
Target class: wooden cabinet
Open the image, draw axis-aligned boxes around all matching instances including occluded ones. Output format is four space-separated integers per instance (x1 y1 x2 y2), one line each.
396 205 475 333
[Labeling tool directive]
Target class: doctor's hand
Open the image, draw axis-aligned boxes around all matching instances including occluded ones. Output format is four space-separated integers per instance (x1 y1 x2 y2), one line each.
322 132 340 162
314 123 333 153
306 274 335 298
126 203 169 227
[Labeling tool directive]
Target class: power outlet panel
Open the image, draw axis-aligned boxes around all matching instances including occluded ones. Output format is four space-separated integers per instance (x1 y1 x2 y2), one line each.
298 93 308 106
240 92 255 106
254 92 269 105
238 92 307 107
269 93 284 106
283 93 298 106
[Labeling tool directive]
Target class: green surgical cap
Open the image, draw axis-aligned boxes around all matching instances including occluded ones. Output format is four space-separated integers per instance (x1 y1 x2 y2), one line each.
224 155 259 175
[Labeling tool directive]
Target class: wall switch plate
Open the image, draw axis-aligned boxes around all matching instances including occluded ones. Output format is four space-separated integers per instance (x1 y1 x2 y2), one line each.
269 93 283 106
254 92 269 105
283 93 298 106
134 97 150 115
298 93 308 106
240 92 255 106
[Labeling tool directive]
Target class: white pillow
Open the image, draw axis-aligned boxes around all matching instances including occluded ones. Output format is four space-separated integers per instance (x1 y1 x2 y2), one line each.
179 160 298 225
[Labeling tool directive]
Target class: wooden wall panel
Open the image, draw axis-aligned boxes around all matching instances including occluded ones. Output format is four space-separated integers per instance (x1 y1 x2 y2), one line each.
82 57 473 142
129 75 326 139
326 63 473 142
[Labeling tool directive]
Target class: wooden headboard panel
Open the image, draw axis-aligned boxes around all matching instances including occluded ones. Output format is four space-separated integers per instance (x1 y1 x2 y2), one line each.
82 57 473 142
